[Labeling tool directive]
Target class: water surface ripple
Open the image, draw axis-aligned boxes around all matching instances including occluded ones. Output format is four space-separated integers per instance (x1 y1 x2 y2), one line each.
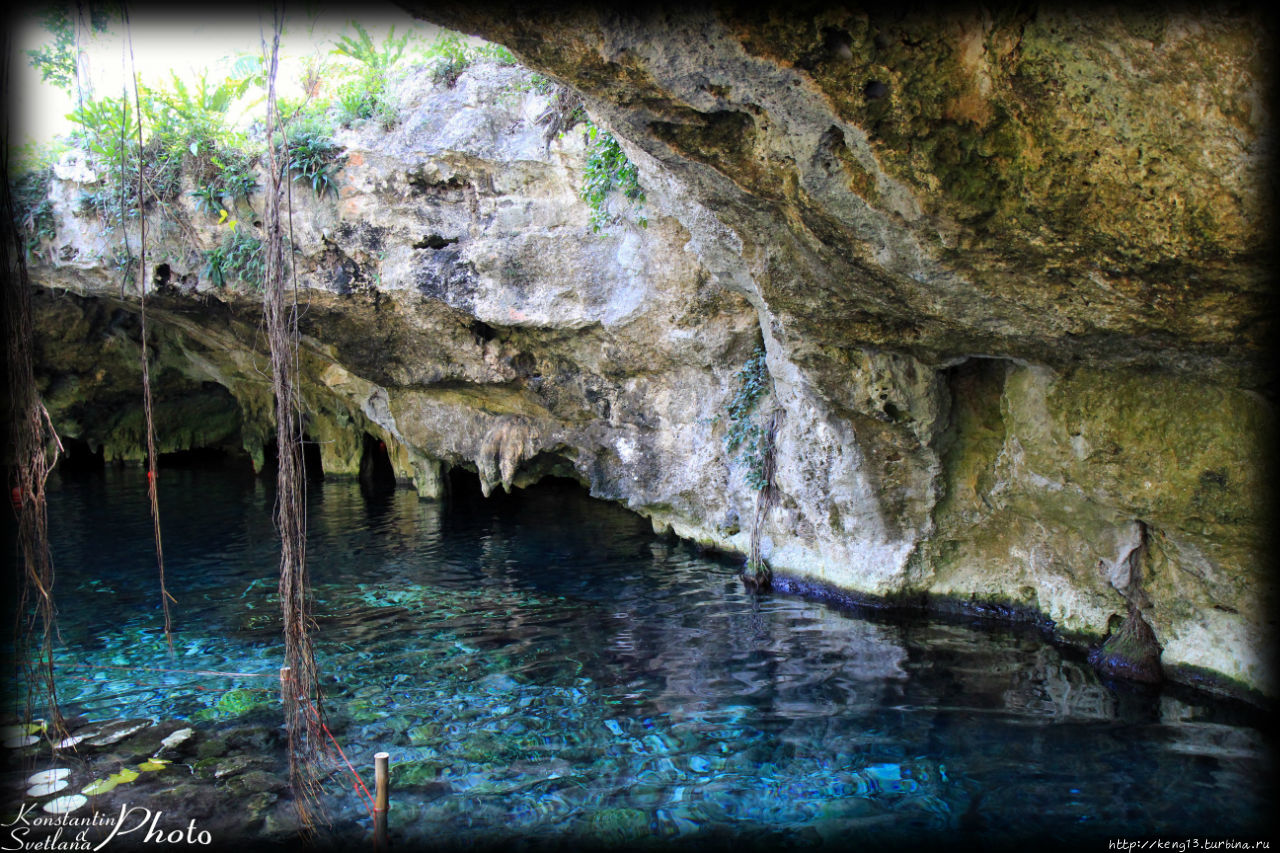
6 468 1273 848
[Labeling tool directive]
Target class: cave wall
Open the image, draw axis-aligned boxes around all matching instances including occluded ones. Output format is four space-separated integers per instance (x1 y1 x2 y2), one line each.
22 13 1275 697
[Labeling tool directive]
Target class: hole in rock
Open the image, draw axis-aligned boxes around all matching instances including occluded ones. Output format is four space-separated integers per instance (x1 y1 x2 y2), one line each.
414 234 459 250
359 433 396 497
511 351 539 379
58 436 105 474
260 433 325 483
153 264 171 289
822 27 853 60
470 320 498 343
445 465 605 512
863 80 890 101
158 446 250 470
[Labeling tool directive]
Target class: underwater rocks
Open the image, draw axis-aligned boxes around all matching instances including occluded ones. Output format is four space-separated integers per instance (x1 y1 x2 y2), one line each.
1 712 303 842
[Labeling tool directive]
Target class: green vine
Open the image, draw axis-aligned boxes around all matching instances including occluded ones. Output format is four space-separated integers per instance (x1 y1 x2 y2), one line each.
724 344 773 491
581 123 646 232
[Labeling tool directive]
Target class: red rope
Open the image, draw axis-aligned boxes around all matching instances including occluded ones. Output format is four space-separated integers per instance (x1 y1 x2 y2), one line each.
293 684 377 818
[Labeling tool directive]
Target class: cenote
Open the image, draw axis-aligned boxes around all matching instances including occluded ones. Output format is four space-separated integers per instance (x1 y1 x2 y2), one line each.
3 464 1273 850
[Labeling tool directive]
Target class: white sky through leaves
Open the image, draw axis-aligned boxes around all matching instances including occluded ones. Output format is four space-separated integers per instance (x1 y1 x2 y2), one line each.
7 4 443 148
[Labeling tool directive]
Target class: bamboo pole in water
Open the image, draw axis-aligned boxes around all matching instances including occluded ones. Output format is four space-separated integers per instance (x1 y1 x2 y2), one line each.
374 752 390 848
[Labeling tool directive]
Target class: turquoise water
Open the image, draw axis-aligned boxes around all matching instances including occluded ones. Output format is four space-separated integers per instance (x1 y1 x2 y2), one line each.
5 467 1274 848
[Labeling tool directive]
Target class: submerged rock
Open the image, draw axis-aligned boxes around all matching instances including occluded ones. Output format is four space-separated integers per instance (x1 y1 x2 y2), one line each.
84 718 153 747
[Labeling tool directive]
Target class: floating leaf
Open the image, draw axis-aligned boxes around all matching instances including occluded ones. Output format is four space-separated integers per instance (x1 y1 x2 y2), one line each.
81 778 118 796
81 767 142 795
137 759 169 772
43 795 87 815
26 769 71 786
27 779 69 797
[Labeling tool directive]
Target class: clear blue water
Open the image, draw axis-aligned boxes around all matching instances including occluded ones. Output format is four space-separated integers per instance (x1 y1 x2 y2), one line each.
4 467 1274 848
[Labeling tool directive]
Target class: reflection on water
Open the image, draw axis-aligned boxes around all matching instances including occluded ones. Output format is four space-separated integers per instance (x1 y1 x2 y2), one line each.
3 467 1273 847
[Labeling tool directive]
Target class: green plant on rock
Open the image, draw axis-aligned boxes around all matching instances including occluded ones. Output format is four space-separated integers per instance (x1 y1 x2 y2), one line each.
333 20 411 70
418 29 517 89
724 344 773 490
59 57 256 229
144 69 251 160
190 151 258 216
581 123 646 232
425 32 472 88
66 93 135 175
202 229 264 289
473 42 517 65
190 183 222 216
279 121 343 197
532 78 588 149
723 343 779 587
9 159 58 260
331 21 411 129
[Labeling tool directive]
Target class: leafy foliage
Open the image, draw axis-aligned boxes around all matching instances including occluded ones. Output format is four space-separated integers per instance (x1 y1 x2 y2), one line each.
331 22 410 129
25 3 114 93
581 123 646 232
421 30 515 89
202 229 264 289
66 94 136 173
190 151 258 217
333 21 411 69
143 70 252 160
473 42 517 65
426 32 472 88
59 55 260 229
280 121 343 197
9 163 58 259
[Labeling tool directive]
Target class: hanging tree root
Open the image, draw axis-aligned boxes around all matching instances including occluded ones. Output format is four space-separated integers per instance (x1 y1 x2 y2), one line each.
262 6 328 832
3 138 68 747
123 10 176 639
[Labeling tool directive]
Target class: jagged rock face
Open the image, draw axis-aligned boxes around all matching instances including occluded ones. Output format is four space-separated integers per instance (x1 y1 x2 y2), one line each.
394 6 1274 691
411 5 1271 383
25 19 1274 699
